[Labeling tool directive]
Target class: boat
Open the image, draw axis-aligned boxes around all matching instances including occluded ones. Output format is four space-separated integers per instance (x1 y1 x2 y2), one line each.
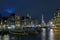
9 27 42 35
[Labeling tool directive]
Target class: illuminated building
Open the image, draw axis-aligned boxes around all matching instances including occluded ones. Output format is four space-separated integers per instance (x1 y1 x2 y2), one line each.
0 19 3 30
47 20 55 27
15 15 21 29
20 14 31 27
41 14 46 27
2 17 8 29
0 13 42 35
0 15 3 30
34 19 39 25
54 9 60 27
26 14 32 25
7 13 15 29
51 9 60 40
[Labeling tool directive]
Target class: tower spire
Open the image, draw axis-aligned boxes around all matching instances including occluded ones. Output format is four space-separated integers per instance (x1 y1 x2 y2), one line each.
27 13 31 18
41 14 46 27
42 14 44 23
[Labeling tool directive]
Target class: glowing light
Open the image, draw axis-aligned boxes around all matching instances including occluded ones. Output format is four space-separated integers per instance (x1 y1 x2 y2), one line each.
52 24 55 26
8 27 11 29
11 25 15 28
50 29 55 40
50 21 53 24
50 29 53 31
8 25 15 29
3 35 10 40
11 37 15 40
5 8 15 13
29 24 35 27
49 21 55 27
36 24 41 27
42 28 46 40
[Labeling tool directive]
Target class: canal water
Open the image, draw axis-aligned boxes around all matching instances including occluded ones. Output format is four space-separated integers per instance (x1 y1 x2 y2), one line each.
0 28 55 40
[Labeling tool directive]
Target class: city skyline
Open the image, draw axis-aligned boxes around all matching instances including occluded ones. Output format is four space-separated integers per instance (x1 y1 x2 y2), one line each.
0 0 60 23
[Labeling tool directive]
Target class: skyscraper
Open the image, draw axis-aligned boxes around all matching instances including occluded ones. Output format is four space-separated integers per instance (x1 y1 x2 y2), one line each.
52 8 60 40
41 14 46 27
55 9 60 27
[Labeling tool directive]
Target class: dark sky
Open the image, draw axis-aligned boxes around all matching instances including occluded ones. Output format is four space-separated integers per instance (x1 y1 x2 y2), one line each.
0 0 60 23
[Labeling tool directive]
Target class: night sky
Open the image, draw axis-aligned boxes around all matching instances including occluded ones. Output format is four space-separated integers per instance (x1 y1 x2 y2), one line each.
0 0 60 23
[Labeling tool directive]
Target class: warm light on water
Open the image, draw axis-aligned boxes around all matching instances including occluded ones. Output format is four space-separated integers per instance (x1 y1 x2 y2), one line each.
50 29 55 40
0 28 55 40
42 28 46 40
42 28 55 40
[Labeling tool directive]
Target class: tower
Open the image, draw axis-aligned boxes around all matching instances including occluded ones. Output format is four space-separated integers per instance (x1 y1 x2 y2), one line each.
55 9 60 27
15 15 21 29
27 13 31 18
26 13 32 25
52 8 60 40
41 14 46 27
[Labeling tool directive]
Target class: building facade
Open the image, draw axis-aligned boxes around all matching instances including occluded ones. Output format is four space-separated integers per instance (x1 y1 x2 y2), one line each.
55 9 60 27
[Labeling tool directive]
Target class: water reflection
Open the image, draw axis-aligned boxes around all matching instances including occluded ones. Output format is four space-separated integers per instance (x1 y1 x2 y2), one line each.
3 35 10 40
0 28 55 40
42 28 46 40
50 29 55 40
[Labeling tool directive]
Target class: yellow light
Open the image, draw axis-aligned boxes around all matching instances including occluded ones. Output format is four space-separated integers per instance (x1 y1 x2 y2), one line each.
50 21 53 24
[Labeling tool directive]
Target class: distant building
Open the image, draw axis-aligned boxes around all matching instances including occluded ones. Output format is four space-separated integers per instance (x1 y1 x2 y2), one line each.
41 14 46 27
34 19 39 25
7 13 15 29
15 15 21 29
8 13 15 25
20 13 32 26
54 9 60 27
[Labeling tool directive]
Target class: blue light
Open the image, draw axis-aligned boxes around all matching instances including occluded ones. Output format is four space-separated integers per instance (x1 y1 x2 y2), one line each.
5 8 15 13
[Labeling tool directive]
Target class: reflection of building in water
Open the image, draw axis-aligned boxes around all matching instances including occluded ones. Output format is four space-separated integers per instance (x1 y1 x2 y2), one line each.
3 35 10 40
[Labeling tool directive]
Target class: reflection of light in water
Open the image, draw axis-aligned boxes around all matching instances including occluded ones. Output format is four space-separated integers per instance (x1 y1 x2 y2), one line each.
50 29 55 40
3 35 10 40
11 36 15 40
42 28 55 40
51 29 53 31
42 28 46 40
0 35 2 40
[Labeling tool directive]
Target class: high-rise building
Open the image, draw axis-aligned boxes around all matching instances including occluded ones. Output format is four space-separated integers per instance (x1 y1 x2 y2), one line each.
20 14 31 26
0 14 3 29
15 15 21 29
41 14 46 27
52 8 60 40
55 9 60 27
0 19 3 29
2 17 8 29
7 13 15 29
34 19 39 25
